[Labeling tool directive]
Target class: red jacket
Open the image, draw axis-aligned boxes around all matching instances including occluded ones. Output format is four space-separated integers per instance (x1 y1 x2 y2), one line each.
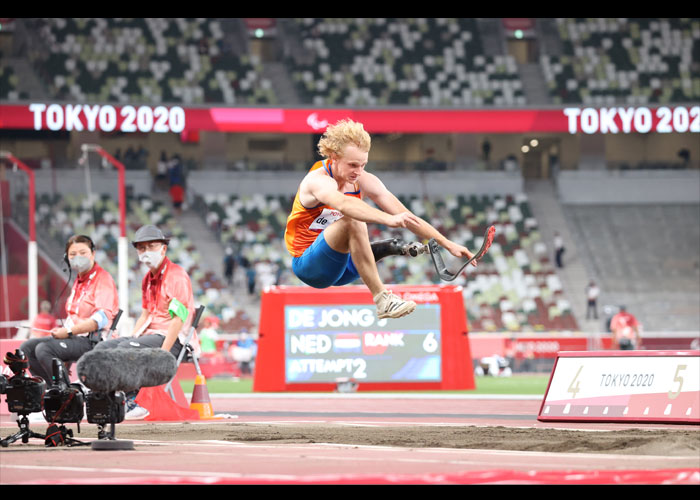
64 262 119 332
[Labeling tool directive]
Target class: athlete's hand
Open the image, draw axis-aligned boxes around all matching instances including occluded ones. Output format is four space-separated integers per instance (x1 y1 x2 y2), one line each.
445 241 478 267
386 212 421 229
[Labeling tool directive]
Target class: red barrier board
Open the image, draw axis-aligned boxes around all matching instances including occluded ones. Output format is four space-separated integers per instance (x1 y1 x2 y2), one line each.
44 468 698 485
253 285 475 392
470 335 615 360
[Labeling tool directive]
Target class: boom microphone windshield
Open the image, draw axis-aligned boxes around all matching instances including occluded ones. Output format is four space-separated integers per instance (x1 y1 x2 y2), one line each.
76 348 177 393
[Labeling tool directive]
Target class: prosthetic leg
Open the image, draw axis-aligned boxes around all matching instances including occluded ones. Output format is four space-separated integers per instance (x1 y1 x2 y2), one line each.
371 238 428 262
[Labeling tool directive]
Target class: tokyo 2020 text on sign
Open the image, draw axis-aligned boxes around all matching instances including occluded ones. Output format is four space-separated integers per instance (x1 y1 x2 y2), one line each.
1 104 698 134
538 350 700 424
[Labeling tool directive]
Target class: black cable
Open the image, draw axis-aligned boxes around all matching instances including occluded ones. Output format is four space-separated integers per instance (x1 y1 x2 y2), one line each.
51 258 73 327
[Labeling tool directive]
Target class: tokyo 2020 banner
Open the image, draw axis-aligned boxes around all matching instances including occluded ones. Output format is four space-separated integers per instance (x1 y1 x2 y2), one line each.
1 103 698 134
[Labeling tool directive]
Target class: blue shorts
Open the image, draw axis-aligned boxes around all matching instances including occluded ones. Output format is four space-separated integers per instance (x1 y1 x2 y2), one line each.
292 231 360 288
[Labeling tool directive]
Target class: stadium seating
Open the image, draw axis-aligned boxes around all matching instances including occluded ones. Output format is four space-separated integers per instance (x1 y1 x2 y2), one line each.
27 18 274 105
14 17 700 106
288 18 526 106
541 18 700 105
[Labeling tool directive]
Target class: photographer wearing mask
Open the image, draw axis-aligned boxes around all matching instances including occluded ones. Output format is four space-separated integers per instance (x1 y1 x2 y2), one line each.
93 225 199 420
20 234 119 383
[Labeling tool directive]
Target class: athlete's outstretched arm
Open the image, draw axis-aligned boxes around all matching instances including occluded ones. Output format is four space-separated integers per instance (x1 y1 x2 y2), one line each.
306 174 420 230
360 172 476 264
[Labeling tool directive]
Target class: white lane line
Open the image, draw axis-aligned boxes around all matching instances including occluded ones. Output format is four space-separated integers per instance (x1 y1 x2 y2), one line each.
205 393 543 400
0 464 299 481
120 439 700 461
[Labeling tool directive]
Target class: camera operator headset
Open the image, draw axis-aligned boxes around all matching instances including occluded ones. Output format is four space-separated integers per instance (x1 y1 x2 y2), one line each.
20 234 120 382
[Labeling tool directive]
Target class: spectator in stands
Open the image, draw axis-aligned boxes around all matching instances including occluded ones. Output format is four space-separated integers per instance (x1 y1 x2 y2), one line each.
502 154 519 172
585 280 600 320
610 305 642 350
274 259 284 285
124 145 137 169
238 253 250 269
284 119 477 320
548 145 561 177
481 138 491 165
20 235 119 383
168 154 185 185
223 247 236 286
553 231 565 268
246 265 257 296
155 151 169 191
677 148 690 168
29 300 56 338
168 154 186 214
231 332 256 376
256 260 277 292
135 145 148 170
198 316 220 355
93 224 199 420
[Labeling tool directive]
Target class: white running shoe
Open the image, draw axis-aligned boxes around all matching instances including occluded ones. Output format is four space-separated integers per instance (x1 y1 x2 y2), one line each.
124 399 150 420
374 290 416 319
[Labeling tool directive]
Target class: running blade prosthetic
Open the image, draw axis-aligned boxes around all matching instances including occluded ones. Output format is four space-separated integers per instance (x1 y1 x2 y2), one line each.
428 225 496 281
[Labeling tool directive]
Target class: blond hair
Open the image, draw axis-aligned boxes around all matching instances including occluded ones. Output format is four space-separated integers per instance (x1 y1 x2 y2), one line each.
317 119 371 159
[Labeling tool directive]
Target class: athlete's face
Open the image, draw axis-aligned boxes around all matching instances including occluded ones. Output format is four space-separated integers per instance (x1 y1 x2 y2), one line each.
334 144 368 183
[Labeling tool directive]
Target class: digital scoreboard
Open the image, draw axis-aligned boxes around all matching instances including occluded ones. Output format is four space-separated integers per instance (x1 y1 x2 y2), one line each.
253 285 475 392
284 303 442 384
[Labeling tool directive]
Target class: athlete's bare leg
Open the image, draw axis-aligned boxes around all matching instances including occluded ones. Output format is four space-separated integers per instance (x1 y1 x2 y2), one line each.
322 216 384 296
323 217 416 319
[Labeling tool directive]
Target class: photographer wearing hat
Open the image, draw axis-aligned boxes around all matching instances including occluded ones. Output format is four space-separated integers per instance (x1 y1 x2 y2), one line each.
93 224 199 419
20 234 119 382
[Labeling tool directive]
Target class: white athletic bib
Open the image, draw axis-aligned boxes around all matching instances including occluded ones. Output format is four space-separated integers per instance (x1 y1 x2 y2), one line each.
309 208 344 231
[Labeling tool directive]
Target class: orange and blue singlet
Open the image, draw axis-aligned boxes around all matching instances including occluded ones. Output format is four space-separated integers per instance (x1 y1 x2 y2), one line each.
284 159 362 288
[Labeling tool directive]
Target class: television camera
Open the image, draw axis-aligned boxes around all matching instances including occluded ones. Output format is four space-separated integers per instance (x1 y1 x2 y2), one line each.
38 354 129 447
42 357 89 446
1 349 127 448
0 349 47 447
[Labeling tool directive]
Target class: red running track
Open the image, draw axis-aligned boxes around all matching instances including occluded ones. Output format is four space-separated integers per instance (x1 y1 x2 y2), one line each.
1 394 698 485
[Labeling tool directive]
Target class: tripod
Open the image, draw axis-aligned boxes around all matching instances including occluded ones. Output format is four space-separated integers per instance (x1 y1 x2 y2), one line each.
90 392 134 451
0 413 46 447
91 422 133 450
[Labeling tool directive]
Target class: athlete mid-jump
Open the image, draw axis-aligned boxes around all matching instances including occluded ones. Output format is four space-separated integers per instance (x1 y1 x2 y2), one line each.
284 119 477 319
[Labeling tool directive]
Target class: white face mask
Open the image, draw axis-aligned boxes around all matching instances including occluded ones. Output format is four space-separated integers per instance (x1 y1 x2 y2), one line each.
139 250 164 270
69 255 93 274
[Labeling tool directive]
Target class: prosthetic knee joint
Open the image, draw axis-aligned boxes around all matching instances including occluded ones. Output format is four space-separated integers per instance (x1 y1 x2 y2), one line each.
371 239 428 262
